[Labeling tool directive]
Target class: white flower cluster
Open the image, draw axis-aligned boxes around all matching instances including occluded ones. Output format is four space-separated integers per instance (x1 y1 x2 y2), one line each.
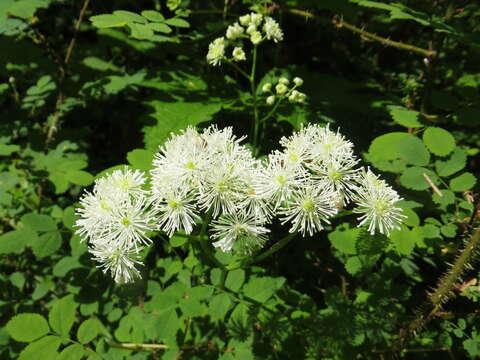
206 12 283 66
76 125 405 283
75 169 156 284
262 76 307 105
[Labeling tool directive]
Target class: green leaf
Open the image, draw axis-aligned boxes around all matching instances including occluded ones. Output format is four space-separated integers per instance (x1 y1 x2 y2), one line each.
0 229 37 254
243 277 283 303
127 149 154 170
6 313 50 342
423 127 456 156
21 213 56 232
209 293 232 321
141 10 165 22
32 231 62 258
225 269 245 292
164 17 190 28
389 106 422 128
399 167 438 191
396 135 430 166
0 144 20 155
450 172 476 191
402 207 420 227
154 308 179 340
128 23 154 40
90 14 128 28
435 148 467 177
179 297 204 317
77 318 100 344
113 10 147 24
19 335 61 360
53 256 80 277
59 344 85 360
441 223 457 238
147 22 172 34
142 100 222 151
328 224 361 255
65 170 94 186
170 235 187 247
390 227 418 255
48 295 78 338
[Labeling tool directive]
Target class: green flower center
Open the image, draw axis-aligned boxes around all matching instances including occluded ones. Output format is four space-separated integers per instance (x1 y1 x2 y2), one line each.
167 200 179 209
302 199 315 212
185 161 196 170
276 175 286 185
374 200 389 214
121 217 131 226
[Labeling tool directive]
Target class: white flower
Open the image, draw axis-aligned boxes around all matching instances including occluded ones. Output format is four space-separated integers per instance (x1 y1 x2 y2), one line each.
155 189 200 237
226 22 244 40
232 47 246 62
98 168 147 200
206 37 225 66
266 95 275 105
250 31 263 45
279 185 338 236
263 17 283 42
250 13 263 27
275 83 287 95
352 169 406 235
308 124 355 162
246 24 257 35
239 14 251 26
89 242 142 284
293 77 303 86
211 213 270 253
262 83 272 93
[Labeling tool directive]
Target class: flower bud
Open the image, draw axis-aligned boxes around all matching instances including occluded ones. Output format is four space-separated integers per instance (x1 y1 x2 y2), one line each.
262 83 272 93
275 83 287 95
239 14 251 26
232 47 246 62
293 77 303 86
250 31 263 45
279 77 289 85
266 95 275 105
246 24 257 35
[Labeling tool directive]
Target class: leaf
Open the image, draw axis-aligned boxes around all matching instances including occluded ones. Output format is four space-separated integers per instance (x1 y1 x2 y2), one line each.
59 344 85 360
209 293 232 321
225 269 245 292
6 313 50 342
0 229 37 254
128 23 154 40
65 170 94 186
127 149 154 170
154 308 179 340
77 318 100 344
18 335 61 360
147 22 172 34
141 10 165 22
390 227 418 255
113 10 147 24
396 135 430 166
423 127 456 156
21 213 56 232
388 106 422 128
450 172 476 192
32 231 62 258
399 167 438 191
243 277 282 303
164 17 190 28
366 132 410 171
328 224 361 255
435 148 467 177
142 100 222 151
53 256 81 277
179 298 204 317
48 295 78 338
90 14 128 28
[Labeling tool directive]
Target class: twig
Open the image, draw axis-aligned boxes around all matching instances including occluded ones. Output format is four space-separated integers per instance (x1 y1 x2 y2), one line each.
423 173 443 197
109 343 169 350
46 0 90 146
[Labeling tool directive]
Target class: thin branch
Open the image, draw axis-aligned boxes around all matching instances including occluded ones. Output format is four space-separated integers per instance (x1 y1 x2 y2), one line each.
423 173 443 197
46 0 90 146
109 343 169 350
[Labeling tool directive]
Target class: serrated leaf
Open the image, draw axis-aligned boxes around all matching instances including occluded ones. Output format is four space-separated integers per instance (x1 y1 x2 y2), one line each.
6 313 50 342
0 229 37 254
65 170 93 186
19 335 61 360
154 308 179 340
164 17 190 28
179 298 204 317
77 318 100 344
49 295 78 337
389 106 422 128
209 293 232 321
328 224 361 255
450 172 476 192
402 207 420 227
243 277 280 302
225 269 245 292
435 148 467 177
32 231 62 258
397 135 430 166
21 213 56 232
423 127 456 156
147 22 172 34
141 10 165 22
53 257 80 277
399 167 438 191
390 227 418 255
127 149 154 170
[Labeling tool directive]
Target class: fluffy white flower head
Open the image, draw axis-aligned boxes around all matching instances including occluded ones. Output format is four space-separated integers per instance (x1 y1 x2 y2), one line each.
226 22 244 40
206 37 225 66
263 17 283 42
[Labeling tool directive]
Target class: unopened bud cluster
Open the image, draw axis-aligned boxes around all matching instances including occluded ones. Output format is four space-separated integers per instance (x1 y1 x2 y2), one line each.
262 76 307 105
76 125 405 284
206 12 283 66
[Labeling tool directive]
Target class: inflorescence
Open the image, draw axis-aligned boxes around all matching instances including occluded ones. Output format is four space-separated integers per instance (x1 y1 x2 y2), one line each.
75 124 405 284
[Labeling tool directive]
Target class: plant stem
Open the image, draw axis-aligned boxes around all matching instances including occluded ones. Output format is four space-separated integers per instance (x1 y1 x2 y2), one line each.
250 45 260 150
226 232 296 270
225 59 251 81
198 211 225 269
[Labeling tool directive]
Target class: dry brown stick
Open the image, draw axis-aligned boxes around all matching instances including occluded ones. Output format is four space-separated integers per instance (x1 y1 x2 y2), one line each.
46 0 91 146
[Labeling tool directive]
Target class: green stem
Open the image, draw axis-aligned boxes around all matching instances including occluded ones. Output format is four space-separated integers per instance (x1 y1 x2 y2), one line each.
250 45 260 150
226 233 297 270
198 211 226 269
225 59 250 81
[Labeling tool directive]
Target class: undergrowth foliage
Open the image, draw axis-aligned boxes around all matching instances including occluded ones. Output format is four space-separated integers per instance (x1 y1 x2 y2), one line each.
0 1 479 359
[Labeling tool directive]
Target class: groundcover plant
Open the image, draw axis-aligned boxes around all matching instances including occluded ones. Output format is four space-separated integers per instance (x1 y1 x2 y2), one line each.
1 1 479 359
